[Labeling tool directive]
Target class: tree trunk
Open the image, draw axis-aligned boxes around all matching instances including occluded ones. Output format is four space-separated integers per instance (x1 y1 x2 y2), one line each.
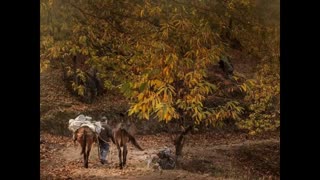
60 58 67 81
174 125 193 157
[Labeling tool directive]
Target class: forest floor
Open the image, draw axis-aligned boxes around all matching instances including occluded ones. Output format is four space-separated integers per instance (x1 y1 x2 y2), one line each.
40 131 279 180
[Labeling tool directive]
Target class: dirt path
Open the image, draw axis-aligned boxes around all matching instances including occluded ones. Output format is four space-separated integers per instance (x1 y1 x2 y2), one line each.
205 138 278 150
40 133 279 180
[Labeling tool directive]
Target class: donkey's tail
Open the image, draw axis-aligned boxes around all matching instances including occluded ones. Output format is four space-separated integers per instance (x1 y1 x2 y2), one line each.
122 129 144 151
80 130 87 155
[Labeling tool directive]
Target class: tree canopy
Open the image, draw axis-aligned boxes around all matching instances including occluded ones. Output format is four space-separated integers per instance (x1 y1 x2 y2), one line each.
40 0 280 134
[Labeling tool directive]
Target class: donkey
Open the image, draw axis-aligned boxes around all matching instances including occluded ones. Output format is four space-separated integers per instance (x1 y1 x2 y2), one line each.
74 126 97 168
111 123 144 169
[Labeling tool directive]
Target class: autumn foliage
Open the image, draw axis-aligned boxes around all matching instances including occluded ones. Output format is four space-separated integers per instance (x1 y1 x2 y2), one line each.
40 0 279 134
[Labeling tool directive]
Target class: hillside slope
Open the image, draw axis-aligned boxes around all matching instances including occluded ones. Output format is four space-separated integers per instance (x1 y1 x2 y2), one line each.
40 49 257 135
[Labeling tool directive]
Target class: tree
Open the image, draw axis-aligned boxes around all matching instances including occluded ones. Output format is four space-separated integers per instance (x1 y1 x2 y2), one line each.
41 0 280 156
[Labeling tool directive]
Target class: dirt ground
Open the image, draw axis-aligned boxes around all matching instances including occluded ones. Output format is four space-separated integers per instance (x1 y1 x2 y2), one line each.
40 132 279 180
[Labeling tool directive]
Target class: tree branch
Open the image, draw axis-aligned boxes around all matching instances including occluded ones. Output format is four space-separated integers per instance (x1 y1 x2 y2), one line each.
68 3 126 34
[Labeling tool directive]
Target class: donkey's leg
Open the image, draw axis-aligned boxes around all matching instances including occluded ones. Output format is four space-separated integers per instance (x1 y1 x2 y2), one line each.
83 149 88 168
117 145 123 169
85 141 92 168
123 145 128 167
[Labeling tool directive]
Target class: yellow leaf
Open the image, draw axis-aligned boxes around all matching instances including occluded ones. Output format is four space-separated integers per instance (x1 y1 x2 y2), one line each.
137 93 144 101
155 80 163 88
216 112 220 119
143 112 149 120
242 84 247 92
142 105 146 113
